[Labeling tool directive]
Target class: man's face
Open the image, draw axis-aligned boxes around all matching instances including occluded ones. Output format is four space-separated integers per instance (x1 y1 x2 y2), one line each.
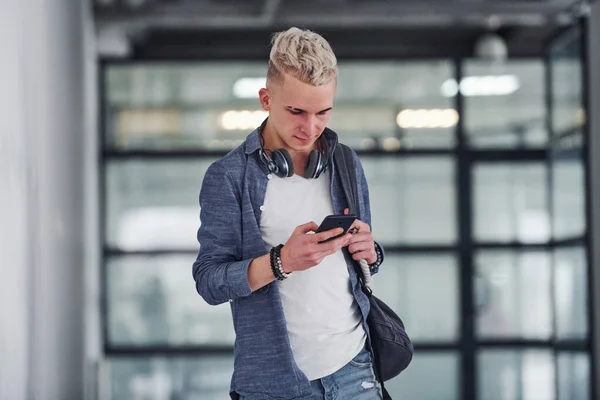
259 73 336 153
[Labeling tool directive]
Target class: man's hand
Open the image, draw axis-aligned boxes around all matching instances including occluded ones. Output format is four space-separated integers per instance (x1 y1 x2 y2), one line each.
279 221 352 273
344 208 377 264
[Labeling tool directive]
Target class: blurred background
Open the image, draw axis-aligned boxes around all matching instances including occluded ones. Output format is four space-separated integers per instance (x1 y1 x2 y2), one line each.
2 0 600 399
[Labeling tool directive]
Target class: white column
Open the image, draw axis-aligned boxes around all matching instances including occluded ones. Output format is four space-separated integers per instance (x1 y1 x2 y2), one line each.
0 0 89 398
0 3 31 398
83 0 103 398
588 3 600 397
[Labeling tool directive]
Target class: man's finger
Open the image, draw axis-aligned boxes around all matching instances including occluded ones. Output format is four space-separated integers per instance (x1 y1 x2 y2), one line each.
313 227 345 243
352 219 371 232
346 231 372 244
295 221 319 234
344 208 349 215
352 250 372 261
331 233 353 250
348 241 371 255
315 233 352 255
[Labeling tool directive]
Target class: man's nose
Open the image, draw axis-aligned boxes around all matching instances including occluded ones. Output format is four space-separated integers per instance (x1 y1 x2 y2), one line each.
301 115 317 134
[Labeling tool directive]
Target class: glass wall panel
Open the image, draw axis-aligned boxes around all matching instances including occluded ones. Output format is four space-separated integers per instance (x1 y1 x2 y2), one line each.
363 156 456 245
475 251 552 339
463 61 546 148
335 62 456 149
370 254 459 341
105 353 463 400
551 157 586 239
557 352 590 400
107 255 233 346
549 27 584 138
106 156 457 249
105 63 266 150
105 159 217 250
105 61 455 151
385 352 460 400
106 356 233 400
554 246 588 339
478 350 555 400
473 163 549 243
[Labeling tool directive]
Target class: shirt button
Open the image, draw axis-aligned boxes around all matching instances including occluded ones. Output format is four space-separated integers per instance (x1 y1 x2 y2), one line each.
267 174 272 180
260 205 265 211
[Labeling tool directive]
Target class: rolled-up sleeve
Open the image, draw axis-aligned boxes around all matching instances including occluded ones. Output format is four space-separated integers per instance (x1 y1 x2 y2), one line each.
192 162 253 305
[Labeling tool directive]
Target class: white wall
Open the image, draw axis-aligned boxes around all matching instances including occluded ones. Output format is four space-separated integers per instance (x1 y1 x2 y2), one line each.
588 2 600 397
0 0 89 398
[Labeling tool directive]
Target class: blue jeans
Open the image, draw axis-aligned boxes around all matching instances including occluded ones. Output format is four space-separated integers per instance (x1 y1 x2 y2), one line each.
239 346 383 400
307 346 383 400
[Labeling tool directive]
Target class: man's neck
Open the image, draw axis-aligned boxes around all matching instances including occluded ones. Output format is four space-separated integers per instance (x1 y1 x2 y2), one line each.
262 120 314 173
261 120 286 153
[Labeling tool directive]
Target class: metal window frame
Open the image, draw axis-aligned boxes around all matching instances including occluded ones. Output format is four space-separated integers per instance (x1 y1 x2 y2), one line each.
581 15 598 400
98 41 594 399
545 18 596 400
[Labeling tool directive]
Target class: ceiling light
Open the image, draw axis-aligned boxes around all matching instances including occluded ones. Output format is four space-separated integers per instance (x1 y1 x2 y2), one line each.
578 109 586 126
117 109 180 136
441 75 520 97
474 32 508 62
360 138 378 150
233 78 266 99
220 110 268 130
396 109 459 129
382 137 401 151
441 79 460 97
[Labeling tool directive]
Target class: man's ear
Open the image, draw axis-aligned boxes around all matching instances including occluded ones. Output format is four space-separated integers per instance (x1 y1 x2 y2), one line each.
258 88 271 111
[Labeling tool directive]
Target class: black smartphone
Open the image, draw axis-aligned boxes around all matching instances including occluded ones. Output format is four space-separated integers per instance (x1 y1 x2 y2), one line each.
315 214 357 243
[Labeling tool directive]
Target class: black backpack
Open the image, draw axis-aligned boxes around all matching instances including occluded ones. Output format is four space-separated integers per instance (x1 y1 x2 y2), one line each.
334 143 414 399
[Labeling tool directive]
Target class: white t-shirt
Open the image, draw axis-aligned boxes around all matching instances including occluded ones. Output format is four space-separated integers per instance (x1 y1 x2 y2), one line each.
260 172 366 380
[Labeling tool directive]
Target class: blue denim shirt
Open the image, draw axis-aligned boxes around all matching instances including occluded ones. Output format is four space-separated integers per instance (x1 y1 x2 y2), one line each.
192 127 384 399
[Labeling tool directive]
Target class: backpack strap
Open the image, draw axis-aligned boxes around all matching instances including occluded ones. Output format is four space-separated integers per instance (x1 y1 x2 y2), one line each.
334 143 392 399
334 144 360 218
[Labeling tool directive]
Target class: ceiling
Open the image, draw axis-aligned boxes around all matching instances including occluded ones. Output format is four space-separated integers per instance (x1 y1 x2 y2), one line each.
94 0 591 58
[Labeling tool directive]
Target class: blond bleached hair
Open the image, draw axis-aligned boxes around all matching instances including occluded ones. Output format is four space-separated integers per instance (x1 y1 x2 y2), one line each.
267 27 337 87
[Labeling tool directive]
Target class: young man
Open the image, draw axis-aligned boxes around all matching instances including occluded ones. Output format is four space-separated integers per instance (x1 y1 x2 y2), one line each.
193 27 385 400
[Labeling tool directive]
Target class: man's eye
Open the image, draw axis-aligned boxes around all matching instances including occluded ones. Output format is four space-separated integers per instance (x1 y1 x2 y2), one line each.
290 110 302 115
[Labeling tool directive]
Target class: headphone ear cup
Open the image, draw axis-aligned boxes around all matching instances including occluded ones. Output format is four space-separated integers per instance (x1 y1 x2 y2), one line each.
305 150 322 179
271 149 294 177
259 150 276 174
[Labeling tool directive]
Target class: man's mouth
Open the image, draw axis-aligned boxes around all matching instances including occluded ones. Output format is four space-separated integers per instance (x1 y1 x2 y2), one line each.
294 136 312 143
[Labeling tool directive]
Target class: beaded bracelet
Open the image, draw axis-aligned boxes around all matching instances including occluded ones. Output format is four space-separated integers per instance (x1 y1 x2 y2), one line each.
369 243 383 272
270 244 291 280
